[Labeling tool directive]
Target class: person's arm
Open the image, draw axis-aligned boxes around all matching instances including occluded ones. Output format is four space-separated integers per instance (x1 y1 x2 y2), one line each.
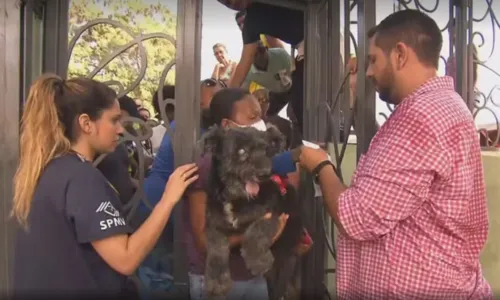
92 197 176 275
229 11 261 88
264 35 285 49
211 64 221 80
67 163 197 276
188 190 243 252
301 115 450 241
229 43 259 88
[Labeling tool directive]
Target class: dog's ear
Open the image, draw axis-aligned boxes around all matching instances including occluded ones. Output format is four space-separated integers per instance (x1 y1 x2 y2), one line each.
199 125 224 155
265 124 286 156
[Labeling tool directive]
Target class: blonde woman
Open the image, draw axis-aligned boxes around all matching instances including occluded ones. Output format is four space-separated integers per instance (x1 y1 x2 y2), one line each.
212 43 237 82
12 74 198 297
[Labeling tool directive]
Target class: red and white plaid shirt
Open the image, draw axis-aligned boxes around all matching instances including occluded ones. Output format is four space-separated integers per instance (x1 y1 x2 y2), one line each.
336 76 492 299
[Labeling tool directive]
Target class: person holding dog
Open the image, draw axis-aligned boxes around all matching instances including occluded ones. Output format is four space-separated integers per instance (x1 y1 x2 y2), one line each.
186 88 312 300
297 10 492 298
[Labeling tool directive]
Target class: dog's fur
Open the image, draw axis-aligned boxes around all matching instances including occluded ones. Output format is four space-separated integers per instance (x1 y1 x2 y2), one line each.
201 125 303 298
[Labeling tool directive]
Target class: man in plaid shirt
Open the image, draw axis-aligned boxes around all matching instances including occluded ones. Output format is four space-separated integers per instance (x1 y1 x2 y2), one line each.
299 9 492 299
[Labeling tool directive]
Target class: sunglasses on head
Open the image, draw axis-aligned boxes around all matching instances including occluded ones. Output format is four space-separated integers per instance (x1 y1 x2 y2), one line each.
202 78 227 88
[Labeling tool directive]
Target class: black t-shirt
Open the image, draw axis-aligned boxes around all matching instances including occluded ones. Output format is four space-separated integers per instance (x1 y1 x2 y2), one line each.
13 153 134 298
97 143 135 207
242 3 304 46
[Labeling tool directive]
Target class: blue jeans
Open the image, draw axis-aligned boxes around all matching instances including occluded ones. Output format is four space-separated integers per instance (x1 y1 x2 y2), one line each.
189 273 268 300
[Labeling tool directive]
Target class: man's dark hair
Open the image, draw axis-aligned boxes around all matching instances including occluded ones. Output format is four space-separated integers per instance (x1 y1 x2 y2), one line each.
152 85 175 118
368 9 442 68
118 95 141 119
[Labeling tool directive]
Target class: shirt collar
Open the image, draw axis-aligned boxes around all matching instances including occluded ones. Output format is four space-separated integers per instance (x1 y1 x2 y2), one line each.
395 76 455 112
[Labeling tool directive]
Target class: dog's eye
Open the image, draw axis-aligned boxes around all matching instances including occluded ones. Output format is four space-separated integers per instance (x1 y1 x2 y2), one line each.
238 148 248 161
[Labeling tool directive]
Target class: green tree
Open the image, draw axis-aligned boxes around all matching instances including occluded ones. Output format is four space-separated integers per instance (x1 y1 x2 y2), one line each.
68 0 176 110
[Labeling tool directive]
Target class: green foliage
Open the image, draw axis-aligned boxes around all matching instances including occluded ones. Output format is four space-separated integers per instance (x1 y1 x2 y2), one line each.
68 0 176 111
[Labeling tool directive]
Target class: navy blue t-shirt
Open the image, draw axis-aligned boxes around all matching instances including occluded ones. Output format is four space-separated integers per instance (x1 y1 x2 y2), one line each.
13 153 134 297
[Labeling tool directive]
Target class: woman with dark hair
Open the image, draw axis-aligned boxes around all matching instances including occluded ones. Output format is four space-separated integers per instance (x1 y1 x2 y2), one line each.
12 74 198 297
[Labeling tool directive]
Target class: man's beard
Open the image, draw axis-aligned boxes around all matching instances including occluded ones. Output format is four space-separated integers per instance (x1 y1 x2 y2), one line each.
374 64 396 104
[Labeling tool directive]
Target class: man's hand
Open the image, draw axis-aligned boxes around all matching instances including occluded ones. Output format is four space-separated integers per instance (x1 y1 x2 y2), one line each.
298 146 330 173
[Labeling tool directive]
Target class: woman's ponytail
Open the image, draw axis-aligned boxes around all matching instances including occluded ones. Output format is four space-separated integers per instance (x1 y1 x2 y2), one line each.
12 74 71 228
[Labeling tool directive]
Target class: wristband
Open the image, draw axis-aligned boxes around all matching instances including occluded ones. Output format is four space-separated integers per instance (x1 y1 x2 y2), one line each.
312 160 336 183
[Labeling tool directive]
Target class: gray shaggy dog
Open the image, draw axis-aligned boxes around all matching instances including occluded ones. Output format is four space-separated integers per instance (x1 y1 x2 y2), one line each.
200 125 303 299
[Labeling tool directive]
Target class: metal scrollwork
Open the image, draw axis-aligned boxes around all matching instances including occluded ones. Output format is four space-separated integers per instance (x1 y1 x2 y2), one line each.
322 0 499 297
68 17 177 220
471 0 500 149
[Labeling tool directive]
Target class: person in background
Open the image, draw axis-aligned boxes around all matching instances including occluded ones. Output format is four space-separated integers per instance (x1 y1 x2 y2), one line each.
220 0 305 133
235 10 246 31
186 88 292 300
234 9 285 50
297 10 492 298
97 95 143 208
134 78 227 296
142 79 225 219
135 98 143 109
150 85 175 155
138 107 151 121
212 43 238 83
12 74 198 297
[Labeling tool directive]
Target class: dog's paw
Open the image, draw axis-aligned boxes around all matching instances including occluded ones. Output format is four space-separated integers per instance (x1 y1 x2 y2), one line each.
205 271 232 298
242 249 274 276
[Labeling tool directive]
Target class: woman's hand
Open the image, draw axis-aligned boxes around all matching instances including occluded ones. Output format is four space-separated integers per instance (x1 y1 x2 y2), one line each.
162 163 199 205
263 213 289 243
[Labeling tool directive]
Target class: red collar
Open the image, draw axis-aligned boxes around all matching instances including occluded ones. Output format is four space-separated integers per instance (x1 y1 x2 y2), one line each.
270 175 288 195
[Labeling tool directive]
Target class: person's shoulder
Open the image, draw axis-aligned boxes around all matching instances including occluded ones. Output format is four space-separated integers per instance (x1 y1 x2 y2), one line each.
41 154 106 187
47 154 96 174
269 48 290 56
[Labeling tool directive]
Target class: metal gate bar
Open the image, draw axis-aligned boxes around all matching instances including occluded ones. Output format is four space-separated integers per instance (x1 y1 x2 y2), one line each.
172 0 203 295
354 0 377 160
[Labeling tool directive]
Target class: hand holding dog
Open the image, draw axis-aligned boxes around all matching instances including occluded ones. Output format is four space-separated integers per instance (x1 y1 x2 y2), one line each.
162 163 199 205
263 213 289 243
